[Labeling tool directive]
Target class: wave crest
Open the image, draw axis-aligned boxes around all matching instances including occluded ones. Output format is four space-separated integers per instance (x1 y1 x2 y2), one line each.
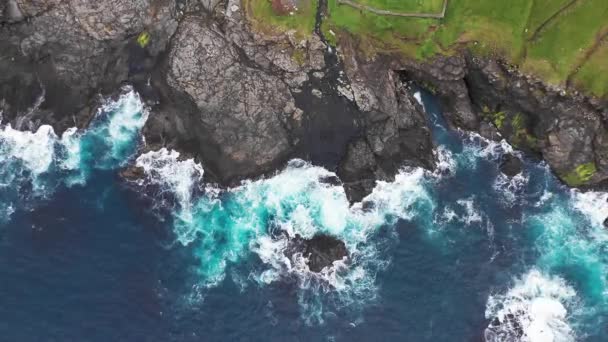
485 269 578 342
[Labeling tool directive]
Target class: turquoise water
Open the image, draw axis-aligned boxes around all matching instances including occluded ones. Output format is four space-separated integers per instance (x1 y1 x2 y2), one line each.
0 87 606 341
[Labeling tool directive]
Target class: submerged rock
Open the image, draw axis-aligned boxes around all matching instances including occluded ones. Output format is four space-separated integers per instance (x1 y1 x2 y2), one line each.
487 312 525 341
119 165 145 182
285 234 348 273
499 154 523 177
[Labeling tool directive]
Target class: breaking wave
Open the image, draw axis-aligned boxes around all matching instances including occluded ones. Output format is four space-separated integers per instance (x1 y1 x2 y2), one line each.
134 153 435 323
485 269 578 342
0 87 148 221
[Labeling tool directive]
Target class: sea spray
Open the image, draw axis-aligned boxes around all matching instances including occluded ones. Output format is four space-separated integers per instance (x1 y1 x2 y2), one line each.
134 154 435 323
0 87 148 222
485 269 578 342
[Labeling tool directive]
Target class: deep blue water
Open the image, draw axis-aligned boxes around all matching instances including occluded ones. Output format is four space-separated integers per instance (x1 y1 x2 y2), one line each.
0 88 606 341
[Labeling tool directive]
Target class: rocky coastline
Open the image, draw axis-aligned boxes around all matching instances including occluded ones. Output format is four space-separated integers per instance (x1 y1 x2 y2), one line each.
1 0 607 200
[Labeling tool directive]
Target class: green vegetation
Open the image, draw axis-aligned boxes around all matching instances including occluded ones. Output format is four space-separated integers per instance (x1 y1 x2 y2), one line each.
522 0 608 86
487 111 507 130
244 0 608 98
291 48 307 65
570 38 608 97
136 32 150 48
323 0 608 98
243 0 318 39
354 0 444 13
560 162 597 186
509 113 538 149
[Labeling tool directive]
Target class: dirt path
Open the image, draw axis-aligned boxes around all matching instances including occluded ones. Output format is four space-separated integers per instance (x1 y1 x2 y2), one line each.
336 0 447 19
566 28 608 86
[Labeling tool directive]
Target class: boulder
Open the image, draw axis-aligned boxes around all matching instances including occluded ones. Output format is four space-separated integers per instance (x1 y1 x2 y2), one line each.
155 16 302 184
285 234 348 272
499 154 523 177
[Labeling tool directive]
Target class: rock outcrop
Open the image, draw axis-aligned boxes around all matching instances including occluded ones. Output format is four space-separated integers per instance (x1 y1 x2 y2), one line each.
159 15 300 183
3 0 604 203
336 36 435 202
499 154 523 177
284 234 348 273
398 53 608 189
0 0 178 132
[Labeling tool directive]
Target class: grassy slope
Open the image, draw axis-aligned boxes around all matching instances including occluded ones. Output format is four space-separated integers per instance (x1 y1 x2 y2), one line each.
244 0 318 39
245 0 608 98
355 0 444 13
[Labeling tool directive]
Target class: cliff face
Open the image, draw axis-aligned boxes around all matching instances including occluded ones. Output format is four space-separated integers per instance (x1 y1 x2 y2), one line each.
396 52 608 188
1 0 606 200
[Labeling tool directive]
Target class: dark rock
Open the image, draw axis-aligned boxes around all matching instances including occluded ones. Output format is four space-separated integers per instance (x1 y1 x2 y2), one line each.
120 165 145 182
400 54 479 131
156 15 300 185
603 217 608 229
463 56 608 187
486 312 525 341
285 234 348 272
398 51 608 189
143 2 329 187
0 0 178 133
337 37 435 203
499 154 523 177
479 120 502 141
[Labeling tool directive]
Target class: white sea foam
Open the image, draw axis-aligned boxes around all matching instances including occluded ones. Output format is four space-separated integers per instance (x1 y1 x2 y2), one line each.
535 190 554 207
485 269 577 342
134 154 433 322
494 172 529 205
0 87 147 221
571 190 608 229
461 133 514 167
136 148 204 207
0 124 57 176
433 145 456 178
456 198 483 225
435 197 483 226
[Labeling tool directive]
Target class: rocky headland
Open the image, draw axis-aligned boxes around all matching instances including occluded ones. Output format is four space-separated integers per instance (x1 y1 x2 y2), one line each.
1 0 607 268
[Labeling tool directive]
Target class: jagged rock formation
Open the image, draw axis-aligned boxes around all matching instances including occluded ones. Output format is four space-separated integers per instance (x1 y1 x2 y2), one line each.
499 154 523 178
0 0 178 132
1 0 605 201
284 234 348 273
337 39 434 201
396 53 608 189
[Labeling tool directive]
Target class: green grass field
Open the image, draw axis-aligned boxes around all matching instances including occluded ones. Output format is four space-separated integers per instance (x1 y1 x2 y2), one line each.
245 0 608 98
243 0 318 39
355 0 444 13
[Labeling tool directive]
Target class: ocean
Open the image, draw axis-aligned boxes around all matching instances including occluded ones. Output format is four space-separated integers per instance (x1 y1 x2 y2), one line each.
0 87 606 341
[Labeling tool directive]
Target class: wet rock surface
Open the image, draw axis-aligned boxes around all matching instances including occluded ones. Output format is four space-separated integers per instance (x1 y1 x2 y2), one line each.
399 52 608 189
499 154 523 177
337 37 435 202
1 0 606 203
0 0 178 133
160 15 299 183
285 234 348 273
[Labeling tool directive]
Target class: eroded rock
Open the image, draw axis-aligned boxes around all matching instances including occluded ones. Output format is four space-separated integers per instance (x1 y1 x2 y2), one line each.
499 154 523 177
157 16 300 183
337 39 435 202
0 0 178 132
285 234 348 272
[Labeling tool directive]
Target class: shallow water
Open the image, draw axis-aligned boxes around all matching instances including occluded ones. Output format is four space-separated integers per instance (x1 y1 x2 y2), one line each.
0 87 606 341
